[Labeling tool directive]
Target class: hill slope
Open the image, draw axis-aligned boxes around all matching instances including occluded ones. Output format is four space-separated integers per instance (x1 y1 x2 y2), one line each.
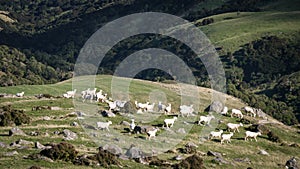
0 75 299 168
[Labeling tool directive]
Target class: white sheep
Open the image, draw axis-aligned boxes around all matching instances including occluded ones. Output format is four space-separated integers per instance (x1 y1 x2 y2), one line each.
147 128 159 140
244 131 261 142
63 93 72 98
135 101 149 110
198 115 215 126
136 108 144 114
221 106 228 115
227 123 243 133
164 103 172 115
105 100 117 111
158 101 166 112
209 130 224 140
66 89 76 98
243 106 256 117
130 119 136 131
164 116 177 128
16 91 25 97
180 105 194 117
96 121 112 131
146 103 155 112
231 109 243 119
221 132 234 144
97 93 107 102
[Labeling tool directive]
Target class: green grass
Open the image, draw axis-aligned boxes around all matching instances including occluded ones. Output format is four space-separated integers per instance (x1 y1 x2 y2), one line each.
0 75 299 168
197 11 300 53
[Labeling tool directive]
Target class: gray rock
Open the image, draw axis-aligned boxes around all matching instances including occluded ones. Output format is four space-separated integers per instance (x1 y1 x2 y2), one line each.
258 149 269 156
50 106 62 110
71 121 79 126
9 127 26 136
212 157 230 164
186 142 198 148
125 145 144 159
4 151 19 157
174 155 184 161
207 150 222 158
177 128 186 134
285 157 299 169
102 110 116 117
120 121 130 126
0 142 7 148
234 157 251 164
35 141 47 150
43 116 51 120
209 101 223 113
17 139 34 146
62 129 78 140
103 144 123 155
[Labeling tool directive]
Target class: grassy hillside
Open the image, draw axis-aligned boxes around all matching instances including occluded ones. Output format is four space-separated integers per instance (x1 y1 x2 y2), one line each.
0 75 299 168
197 11 300 53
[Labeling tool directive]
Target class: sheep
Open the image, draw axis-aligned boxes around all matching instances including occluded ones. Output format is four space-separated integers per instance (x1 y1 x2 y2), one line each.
209 130 223 140
130 119 136 131
243 106 256 117
180 105 194 117
231 109 243 119
221 106 228 115
147 128 159 140
115 100 127 108
97 93 107 102
221 132 234 144
146 103 155 112
158 101 166 112
16 91 25 97
136 108 144 114
163 117 177 128
105 100 117 111
96 121 112 131
227 123 243 133
164 103 172 115
244 131 261 142
198 115 215 126
66 89 76 98
63 93 72 98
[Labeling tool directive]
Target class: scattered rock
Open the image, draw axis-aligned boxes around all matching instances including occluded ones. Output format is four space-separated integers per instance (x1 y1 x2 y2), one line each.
71 121 79 126
102 144 123 155
207 150 222 158
120 121 130 126
125 145 144 159
25 154 54 163
29 131 40 136
62 129 78 140
208 101 223 113
177 128 186 134
73 154 93 166
50 106 62 110
4 151 19 156
258 149 269 156
101 110 116 117
234 157 251 164
173 155 184 161
179 142 198 154
289 143 300 148
0 142 7 148
83 124 97 130
285 157 299 169
35 142 51 150
212 157 230 164
17 139 34 146
9 127 26 136
43 116 51 121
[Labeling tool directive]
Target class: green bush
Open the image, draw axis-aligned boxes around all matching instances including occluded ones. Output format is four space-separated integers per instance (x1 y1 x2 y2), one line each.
0 105 30 126
267 131 281 143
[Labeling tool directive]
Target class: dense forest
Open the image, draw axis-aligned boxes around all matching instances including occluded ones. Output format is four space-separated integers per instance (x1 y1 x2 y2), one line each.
0 0 299 125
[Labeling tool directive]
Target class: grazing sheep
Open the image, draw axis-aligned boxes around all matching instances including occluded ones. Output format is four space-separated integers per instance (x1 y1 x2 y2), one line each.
243 106 256 117
146 103 155 112
16 91 25 97
115 100 127 108
231 109 243 119
221 132 234 144
130 119 136 131
164 117 177 128
105 100 117 111
63 93 72 98
158 101 166 112
245 131 261 142
209 130 224 140
97 93 107 102
164 103 172 115
198 115 215 126
96 121 112 131
227 123 243 133
147 128 159 140
221 106 228 115
136 108 144 114
180 105 194 117
135 101 149 110
66 89 77 98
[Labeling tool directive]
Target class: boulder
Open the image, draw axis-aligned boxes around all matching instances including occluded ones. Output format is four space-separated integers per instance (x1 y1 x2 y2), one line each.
258 149 269 156
4 151 19 157
0 142 7 148
285 157 299 169
102 144 123 155
207 101 223 113
43 116 51 121
101 110 116 117
177 128 186 134
62 129 78 140
125 145 144 159
234 157 251 164
9 127 26 136
212 157 230 164
71 122 79 126
120 121 130 126
17 139 34 146
207 150 222 158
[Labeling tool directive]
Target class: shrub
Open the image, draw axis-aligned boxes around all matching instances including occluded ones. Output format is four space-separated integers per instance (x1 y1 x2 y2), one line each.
267 131 281 143
0 105 30 126
40 142 78 162
88 147 120 167
173 153 205 169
